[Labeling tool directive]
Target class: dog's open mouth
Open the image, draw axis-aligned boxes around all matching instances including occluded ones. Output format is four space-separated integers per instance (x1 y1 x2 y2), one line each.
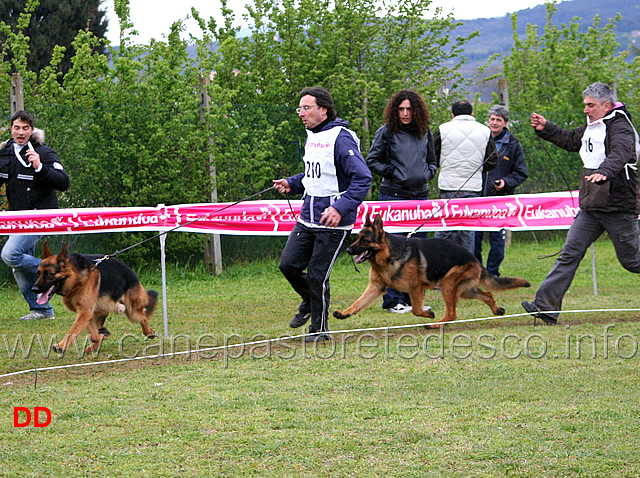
36 285 58 305
353 250 372 264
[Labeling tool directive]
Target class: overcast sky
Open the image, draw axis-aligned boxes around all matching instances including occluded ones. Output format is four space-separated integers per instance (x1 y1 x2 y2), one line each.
103 0 550 45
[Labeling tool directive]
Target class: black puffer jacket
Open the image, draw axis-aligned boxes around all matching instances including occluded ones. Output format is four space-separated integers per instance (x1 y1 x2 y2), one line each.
0 129 69 210
537 105 640 214
366 124 437 198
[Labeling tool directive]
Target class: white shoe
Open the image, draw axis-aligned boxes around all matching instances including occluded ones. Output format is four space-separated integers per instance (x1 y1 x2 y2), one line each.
19 311 55 320
386 303 412 313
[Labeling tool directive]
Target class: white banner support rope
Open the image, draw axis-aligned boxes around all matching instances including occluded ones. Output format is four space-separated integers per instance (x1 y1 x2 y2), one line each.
2 307 639 381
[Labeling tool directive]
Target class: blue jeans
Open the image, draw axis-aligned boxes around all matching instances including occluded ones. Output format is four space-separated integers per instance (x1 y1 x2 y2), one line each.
378 192 429 309
474 229 506 276
1 234 53 314
434 190 479 254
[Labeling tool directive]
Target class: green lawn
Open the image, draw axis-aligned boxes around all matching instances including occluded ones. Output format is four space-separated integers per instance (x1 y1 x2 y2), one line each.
1 235 639 477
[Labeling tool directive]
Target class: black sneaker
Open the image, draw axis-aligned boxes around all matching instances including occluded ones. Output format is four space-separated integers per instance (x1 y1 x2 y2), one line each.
304 332 333 343
521 300 557 325
289 311 311 328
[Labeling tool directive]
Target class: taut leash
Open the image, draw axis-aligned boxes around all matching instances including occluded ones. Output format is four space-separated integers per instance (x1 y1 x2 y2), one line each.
93 186 275 266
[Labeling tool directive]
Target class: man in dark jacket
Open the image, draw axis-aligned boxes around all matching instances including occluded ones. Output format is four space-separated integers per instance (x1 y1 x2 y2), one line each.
273 87 372 342
0 110 70 320
475 105 528 276
522 82 640 325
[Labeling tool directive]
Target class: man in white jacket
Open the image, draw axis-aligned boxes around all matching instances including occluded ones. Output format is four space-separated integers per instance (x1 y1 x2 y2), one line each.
433 100 497 252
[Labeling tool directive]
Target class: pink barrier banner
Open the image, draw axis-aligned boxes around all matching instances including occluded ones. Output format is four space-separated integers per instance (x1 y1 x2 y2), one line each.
0 192 580 236
0 206 167 235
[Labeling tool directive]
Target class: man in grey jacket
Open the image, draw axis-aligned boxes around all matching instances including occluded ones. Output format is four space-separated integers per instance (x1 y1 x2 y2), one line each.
433 100 497 253
522 82 640 325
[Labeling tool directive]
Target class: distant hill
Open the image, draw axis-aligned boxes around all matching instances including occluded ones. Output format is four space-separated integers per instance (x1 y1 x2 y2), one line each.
455 0 640 99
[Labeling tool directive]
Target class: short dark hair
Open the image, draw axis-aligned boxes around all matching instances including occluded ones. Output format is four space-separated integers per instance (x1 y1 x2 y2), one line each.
451 100 473 116
10 110 34 128
383 90 431 138
299 87 337 121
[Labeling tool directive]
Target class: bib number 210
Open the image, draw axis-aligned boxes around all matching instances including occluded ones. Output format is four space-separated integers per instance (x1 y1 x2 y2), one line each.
305 161 322 178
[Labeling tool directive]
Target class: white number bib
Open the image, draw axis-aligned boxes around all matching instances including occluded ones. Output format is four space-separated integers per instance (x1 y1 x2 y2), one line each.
580 119 606 169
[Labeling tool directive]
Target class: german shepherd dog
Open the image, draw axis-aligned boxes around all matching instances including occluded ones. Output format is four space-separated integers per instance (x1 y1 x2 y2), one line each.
333 215 530 326
32 241 157 353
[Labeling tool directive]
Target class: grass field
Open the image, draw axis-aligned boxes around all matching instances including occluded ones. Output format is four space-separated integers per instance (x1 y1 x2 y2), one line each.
1 235 640 477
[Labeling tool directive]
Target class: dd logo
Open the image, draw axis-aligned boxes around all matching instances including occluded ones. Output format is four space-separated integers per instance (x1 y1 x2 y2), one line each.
13 407 52 428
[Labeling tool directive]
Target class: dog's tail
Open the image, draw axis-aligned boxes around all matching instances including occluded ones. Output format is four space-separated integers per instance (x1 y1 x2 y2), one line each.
145 290 159 316
480 268 530 291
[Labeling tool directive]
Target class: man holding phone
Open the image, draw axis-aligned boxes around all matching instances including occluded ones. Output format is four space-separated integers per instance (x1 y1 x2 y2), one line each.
0 110 69 320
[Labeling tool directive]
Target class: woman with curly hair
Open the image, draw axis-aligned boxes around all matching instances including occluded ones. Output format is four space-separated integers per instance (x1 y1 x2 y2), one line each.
366 90 437 313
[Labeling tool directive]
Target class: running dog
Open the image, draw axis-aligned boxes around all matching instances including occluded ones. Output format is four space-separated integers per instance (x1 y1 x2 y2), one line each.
32 241 157 353
333 215 530 326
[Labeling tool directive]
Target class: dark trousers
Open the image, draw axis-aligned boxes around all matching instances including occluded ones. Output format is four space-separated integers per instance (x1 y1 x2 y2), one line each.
474 229 506 276
531 210 640 320
279 222 350 333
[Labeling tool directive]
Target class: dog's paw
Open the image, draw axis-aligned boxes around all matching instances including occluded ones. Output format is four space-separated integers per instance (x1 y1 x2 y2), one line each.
333 310 350 320
496 307 505 316
52 344 63 354
145 332 156 339
98 327 111 337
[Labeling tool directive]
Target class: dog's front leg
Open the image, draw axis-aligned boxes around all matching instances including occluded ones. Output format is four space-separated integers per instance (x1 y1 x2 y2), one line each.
333 274 386 319
53 311 94 353
53 334 80 353
82 318 108 353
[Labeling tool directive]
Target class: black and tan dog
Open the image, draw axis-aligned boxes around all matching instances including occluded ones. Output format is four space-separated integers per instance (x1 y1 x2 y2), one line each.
333 215 530 326
32 241 157 353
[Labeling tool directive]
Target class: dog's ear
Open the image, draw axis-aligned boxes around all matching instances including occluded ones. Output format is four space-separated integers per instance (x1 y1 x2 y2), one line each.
364 214 373 227
373 215 386 240
42 240 52 258
59 242 69 260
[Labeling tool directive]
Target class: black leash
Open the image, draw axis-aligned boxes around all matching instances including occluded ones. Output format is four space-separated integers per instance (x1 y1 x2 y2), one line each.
93 186 275 265
407 151 497 238
533 133 578 260
407 120 528 238
407 158 488 238
284 192 298 221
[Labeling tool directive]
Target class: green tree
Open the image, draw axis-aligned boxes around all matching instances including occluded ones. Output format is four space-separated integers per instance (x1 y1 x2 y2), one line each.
192 0 476 199
0 0 107 75
0 0 480 264
501 3 637 193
